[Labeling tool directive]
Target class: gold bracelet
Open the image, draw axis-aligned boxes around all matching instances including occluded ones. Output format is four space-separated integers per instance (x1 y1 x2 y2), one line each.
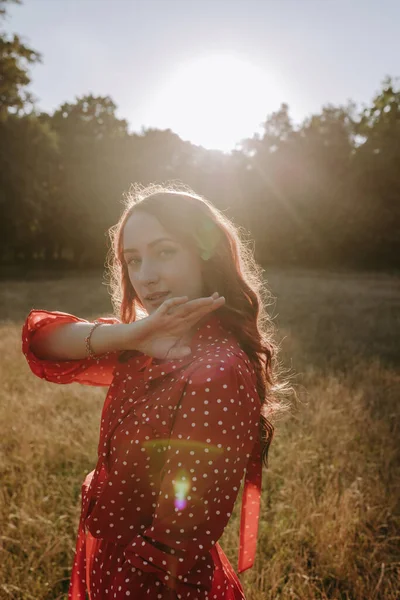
85 321 102 358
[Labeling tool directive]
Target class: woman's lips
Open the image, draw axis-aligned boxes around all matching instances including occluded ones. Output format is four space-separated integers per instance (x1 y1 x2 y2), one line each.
146 292 170 304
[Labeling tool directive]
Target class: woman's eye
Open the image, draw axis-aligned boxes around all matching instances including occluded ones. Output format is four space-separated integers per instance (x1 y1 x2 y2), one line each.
128 257 140 265
126 248 176 266
160 248 176 258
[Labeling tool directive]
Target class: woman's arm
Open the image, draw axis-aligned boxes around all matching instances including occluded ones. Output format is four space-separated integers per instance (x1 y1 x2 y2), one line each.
22 310 135 386
29 294 223 361
22 296 225 386
31 319 132 361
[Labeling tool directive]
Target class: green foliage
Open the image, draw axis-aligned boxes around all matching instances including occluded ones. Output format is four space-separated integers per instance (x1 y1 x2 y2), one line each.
0 0 41 120
0 114 60 262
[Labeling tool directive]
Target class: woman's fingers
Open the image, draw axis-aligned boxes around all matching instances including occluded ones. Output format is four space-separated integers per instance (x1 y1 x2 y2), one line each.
157 294 225 334
158 296 189 315
174 296 225 324
159 293 219 317
168 345 192 359
178 294 221 313
189 294 224 313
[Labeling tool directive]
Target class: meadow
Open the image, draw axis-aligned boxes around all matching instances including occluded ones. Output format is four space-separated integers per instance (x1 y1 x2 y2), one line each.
0 267 399 599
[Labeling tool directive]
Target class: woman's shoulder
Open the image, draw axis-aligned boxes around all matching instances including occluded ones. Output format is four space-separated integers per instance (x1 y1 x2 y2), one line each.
178 345 259 415
184 334 256 386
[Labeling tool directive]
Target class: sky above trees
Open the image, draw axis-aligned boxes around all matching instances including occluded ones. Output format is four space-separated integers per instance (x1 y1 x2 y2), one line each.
5 0 400 151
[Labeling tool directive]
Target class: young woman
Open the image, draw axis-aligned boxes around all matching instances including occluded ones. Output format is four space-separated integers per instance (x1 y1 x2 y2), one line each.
22 184 288 600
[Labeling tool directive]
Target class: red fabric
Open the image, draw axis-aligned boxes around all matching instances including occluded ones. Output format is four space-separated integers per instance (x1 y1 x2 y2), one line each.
22 309 121 386
22 309 263 600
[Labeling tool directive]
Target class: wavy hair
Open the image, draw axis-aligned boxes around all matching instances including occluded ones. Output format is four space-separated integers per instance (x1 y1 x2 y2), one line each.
106 182 294 468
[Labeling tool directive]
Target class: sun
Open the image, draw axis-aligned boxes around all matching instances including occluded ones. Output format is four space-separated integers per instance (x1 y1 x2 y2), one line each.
141 54 284 153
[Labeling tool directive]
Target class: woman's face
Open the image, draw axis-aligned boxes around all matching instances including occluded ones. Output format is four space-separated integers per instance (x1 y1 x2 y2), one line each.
122 210 205 314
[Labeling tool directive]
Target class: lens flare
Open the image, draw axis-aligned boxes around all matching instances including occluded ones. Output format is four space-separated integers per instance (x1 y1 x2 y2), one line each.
142 438 225 515
173 475 191 510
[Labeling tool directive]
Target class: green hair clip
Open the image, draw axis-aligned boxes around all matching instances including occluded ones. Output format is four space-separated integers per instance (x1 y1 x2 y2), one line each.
195 218 221 261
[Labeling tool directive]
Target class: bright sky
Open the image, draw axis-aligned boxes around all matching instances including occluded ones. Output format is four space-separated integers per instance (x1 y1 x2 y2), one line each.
5 0 400 152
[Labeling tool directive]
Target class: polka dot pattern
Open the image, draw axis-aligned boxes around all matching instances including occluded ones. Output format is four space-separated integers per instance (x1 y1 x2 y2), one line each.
22 310 263 600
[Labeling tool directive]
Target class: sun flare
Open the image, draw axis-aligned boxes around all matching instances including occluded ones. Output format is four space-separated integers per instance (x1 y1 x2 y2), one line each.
142 54 284 153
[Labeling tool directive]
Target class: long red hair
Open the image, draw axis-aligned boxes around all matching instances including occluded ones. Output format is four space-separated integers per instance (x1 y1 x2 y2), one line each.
107 182 293 468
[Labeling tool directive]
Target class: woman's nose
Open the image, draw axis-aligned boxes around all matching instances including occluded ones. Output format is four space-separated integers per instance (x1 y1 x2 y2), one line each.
136 260 160 284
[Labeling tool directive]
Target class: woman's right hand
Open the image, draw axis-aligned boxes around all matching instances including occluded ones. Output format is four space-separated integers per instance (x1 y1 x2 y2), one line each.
123 292 225 360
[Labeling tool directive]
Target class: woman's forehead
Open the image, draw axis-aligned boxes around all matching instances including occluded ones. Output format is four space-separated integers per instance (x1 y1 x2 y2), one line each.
122 212 175 249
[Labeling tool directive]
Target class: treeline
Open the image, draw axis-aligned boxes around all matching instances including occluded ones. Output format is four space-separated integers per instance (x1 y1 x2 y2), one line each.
1 1 399 270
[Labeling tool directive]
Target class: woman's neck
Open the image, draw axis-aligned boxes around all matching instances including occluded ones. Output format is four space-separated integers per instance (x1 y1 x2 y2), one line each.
152 312 218 364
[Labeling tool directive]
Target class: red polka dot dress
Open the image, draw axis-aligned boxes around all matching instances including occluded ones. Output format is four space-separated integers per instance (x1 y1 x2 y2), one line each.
22 309 262 600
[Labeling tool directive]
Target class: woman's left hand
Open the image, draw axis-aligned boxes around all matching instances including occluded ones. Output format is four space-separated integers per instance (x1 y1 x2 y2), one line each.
123 292 225 360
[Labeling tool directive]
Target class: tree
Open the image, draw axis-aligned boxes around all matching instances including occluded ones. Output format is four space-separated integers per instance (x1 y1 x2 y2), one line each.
0 114 60 262
45 95 130 264
350 77 400 265
0 0 41 120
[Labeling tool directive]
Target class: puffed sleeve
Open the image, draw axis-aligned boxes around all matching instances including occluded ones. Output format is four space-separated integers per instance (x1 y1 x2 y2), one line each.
122 359 260 590
22 309 121 386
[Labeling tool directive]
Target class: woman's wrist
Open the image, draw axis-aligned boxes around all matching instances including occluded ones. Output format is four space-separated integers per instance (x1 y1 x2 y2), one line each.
89 323 133 355
90 321 145 355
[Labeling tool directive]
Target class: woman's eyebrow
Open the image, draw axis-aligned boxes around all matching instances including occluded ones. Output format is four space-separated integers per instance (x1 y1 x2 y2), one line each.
123 237 176 254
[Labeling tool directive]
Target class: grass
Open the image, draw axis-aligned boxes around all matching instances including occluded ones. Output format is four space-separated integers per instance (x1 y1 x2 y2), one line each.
0 267 399 599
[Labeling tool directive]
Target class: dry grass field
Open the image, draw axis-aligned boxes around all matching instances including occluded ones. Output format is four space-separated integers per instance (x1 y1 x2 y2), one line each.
0 267 399 599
